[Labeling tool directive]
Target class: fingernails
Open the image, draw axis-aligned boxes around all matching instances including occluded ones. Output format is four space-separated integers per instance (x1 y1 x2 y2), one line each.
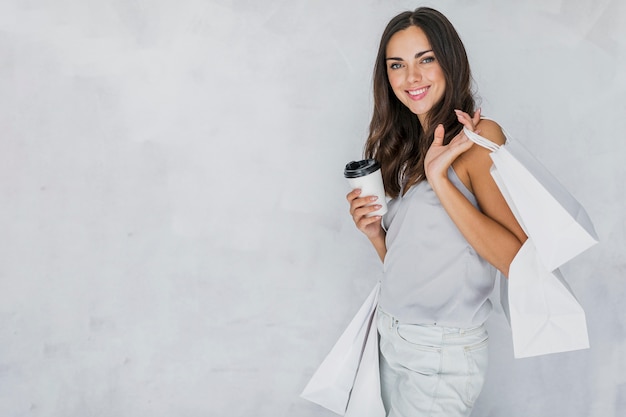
369 196 378 201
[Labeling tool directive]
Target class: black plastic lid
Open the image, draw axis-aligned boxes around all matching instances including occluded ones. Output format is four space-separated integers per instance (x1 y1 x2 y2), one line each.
344 159 381 178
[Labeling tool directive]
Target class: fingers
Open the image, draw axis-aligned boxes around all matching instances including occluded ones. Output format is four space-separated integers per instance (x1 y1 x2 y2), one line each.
353 202 383 236
346 188 361 202
472 108 481 127
349 195 381 216
454 108 481 131
432 124 445 146
445 127 475 160
347 189 382 228
428 118 473 160
452 132 474 153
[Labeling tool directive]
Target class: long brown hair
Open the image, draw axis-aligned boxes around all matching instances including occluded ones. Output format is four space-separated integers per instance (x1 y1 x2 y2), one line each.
365 7 475 198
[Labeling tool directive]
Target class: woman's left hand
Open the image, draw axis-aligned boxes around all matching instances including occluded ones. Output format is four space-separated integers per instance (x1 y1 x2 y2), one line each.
424 109 481 187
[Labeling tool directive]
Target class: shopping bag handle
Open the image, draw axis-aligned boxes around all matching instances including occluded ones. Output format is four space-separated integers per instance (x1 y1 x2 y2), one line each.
464 128 500 152
463 116 514 153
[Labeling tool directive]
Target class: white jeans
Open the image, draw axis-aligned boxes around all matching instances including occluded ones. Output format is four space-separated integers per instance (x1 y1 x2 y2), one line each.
377 308 489 417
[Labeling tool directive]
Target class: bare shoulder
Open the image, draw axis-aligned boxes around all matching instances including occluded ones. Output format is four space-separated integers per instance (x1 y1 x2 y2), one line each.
457 118 504 163
475 118 506 146
453 119 505 192
458 119 505 168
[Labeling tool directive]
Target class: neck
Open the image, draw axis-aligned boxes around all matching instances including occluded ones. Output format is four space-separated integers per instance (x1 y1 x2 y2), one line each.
417 113 428 130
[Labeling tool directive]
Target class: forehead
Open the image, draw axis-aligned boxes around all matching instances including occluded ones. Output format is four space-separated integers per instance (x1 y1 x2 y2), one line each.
386 26 432 57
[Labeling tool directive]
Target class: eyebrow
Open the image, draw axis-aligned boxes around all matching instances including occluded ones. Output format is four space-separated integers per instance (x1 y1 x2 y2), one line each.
386 49 433 61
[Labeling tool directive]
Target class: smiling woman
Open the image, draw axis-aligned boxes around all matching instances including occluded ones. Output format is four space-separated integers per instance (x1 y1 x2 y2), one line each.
345 7 527 417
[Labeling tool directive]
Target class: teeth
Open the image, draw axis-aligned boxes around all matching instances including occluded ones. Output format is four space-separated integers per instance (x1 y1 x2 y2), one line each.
408 87 427 96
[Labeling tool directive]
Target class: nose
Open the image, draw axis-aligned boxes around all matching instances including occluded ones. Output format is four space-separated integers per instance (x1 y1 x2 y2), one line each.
407 63 421 83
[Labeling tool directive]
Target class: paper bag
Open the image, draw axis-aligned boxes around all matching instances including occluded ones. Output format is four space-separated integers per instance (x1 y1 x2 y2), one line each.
501 239 590 358
344 303 385 417
464 127 598 271
300 283 385 416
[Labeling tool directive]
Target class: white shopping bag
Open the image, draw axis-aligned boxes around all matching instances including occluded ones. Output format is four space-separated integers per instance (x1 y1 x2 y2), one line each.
501 239 590 358
464 127 598 271
300 283 385 416
344 304 385 417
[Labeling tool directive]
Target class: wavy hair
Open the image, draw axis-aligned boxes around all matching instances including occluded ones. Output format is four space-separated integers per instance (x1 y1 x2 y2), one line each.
365 7 475 198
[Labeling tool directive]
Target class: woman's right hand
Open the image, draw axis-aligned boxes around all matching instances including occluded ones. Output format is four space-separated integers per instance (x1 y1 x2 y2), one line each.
346 189 385 240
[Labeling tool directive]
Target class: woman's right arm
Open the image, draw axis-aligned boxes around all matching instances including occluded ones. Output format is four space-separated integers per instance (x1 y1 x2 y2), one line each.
346 189 387 262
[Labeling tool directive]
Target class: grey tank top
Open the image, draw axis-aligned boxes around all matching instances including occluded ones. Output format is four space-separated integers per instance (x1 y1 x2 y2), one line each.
379 166 496 328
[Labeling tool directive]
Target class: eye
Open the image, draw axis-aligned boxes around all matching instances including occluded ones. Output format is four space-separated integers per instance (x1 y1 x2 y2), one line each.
421 56 436 64
389 62 403 70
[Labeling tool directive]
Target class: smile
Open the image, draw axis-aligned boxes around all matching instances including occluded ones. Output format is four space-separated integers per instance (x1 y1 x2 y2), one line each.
407 87 428 96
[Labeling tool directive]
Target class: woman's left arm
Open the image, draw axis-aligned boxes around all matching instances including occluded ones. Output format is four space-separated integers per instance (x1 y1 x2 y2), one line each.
425 116 527 277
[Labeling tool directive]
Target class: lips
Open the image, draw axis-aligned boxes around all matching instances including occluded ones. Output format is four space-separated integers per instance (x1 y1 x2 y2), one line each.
407 86 429 100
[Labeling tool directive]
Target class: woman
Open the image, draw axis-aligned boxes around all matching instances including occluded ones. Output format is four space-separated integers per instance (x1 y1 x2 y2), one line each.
346 7 527 416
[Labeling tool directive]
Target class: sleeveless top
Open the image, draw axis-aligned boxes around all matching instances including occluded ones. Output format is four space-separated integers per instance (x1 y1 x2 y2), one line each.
379 166 496 328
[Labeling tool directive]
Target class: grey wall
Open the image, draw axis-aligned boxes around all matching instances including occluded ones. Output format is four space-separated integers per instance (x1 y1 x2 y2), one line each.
0 0 624 416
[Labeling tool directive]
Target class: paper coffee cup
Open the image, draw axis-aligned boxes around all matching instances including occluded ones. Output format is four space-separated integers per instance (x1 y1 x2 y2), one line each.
344 159 388 217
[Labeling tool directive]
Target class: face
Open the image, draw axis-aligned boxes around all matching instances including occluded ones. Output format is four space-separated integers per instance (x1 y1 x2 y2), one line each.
385 26 446 126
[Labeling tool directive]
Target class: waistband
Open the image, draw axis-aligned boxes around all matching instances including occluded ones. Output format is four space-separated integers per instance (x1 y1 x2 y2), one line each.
377 307 487 344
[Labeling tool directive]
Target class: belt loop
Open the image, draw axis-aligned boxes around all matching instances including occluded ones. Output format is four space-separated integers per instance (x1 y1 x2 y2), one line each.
381 308 399 330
